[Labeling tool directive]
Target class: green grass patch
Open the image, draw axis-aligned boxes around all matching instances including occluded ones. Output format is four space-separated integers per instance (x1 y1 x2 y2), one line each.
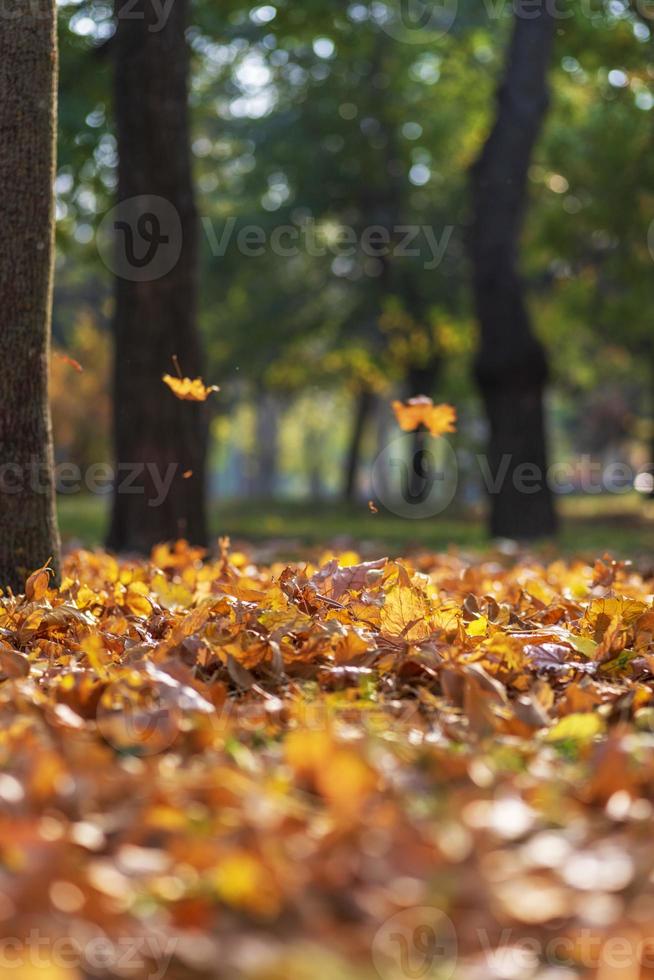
57 493 654 560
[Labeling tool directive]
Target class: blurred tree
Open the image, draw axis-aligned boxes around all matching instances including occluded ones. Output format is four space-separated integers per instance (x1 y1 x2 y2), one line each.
193 2 485 500
107 0 209 551
0 0 62 591
529 3 654 487
51 0 654 518
470 0 558 539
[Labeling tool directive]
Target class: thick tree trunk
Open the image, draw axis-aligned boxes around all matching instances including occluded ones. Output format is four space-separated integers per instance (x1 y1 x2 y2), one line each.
406 361 440 503
0 1 61 592
469 0 557 540
107 0 208 552
343 389 374 502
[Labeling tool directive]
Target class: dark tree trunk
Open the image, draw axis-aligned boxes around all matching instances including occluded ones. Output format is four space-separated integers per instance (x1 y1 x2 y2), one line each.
107 0 208 552
406 361 440 503
343 389 374 502
0 0 61 592
469 0 557 540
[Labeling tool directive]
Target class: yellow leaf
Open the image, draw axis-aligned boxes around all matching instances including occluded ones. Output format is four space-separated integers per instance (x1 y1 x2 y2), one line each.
124 581 153 617
80 633 111 677
546 713 604 743
285 729 332 773
585 597 646 632
75 584 102 609
316 748 377 813
213 850 278 915
151 573 193 610
380 565 432 641
162 374 220 402
466 616 488 638
392 397 457 437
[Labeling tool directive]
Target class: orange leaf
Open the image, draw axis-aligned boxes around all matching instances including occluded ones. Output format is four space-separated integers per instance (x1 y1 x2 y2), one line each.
6 961 80 980
391 396 457 437
162 374 220 402
25 559 52 601
54 352 83 372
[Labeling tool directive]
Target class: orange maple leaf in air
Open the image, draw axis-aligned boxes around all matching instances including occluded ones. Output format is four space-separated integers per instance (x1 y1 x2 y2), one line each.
391 397 457 437
54 352 83 373
162 375 220 402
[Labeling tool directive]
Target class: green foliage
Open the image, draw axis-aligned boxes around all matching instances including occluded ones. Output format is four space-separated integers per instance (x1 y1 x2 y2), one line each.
54 0 654 459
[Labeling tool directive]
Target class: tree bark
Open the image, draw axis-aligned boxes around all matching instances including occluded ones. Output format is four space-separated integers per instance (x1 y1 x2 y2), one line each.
343 389 374 502
406 360 440 504
469 0 558 540
107 0 208 552
0 0 61 592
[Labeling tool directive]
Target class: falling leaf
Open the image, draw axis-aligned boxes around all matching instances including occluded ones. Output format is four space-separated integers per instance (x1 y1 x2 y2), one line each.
54 351 83 372
162 374 220 402
391 396 457 437
368 500 379 514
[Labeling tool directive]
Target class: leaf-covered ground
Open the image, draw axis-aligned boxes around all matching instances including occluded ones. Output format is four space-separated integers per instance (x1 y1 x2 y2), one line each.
3 543 654 979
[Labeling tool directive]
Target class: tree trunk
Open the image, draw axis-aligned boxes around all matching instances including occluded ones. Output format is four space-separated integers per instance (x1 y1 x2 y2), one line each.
343 389 374 502
0 0 61 593
406 361 440 504
107 0 208 552
469 0 557 540
256 390 279 498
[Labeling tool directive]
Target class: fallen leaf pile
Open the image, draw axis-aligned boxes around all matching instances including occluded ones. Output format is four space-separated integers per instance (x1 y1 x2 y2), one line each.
3 545 654 978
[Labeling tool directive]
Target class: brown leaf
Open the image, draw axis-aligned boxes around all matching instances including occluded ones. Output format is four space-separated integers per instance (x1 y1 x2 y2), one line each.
25 560 52 601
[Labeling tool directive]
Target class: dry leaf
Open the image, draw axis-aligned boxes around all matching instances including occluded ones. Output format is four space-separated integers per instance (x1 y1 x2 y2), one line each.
392 396 457 437
162 374 220 402
0 542 650 976
54 351 83 372
25 559 52 601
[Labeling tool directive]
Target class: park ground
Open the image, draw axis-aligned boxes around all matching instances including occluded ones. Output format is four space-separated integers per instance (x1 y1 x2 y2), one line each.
59 492 654 561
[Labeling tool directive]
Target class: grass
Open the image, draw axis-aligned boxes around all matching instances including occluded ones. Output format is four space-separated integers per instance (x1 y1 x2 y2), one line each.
58 492 654 561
